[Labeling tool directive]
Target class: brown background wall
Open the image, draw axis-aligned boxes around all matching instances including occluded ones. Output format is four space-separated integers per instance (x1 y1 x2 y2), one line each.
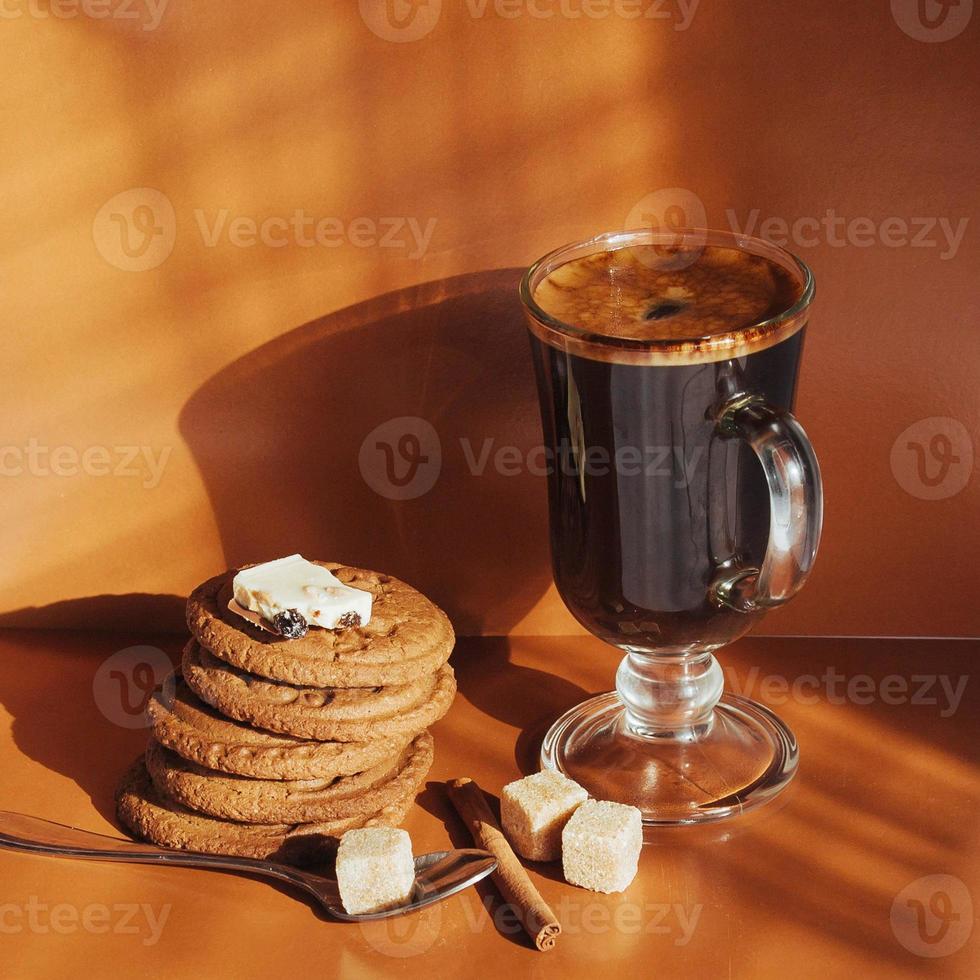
1 0 977 638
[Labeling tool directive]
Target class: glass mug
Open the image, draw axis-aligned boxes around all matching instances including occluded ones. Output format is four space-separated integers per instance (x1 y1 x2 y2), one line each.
520 228 822 825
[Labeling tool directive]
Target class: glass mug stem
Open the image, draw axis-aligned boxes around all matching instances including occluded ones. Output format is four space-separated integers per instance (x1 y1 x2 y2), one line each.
616 650 724 739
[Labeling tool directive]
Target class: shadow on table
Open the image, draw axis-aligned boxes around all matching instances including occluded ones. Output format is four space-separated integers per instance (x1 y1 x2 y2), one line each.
0 621 185 826
2 620 976 970
686 636 980 974
428 635 980 971
449 636 591 776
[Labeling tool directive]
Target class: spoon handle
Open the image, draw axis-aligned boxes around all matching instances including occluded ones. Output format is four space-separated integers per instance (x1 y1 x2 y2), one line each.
0 810 313 889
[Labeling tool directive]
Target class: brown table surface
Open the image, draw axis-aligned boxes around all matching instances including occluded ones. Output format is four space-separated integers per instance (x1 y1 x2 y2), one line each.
0 629 976 978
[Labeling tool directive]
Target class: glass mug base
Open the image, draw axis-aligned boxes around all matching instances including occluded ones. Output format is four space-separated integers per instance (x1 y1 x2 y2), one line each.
540 690 798 827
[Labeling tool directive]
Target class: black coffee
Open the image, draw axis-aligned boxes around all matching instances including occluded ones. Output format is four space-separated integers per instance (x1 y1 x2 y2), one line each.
529 244 806 653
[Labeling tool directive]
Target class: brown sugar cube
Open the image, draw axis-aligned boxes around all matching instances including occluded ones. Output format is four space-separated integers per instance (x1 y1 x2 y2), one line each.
335 827 416 915
561 799 642 893
500 770 588 861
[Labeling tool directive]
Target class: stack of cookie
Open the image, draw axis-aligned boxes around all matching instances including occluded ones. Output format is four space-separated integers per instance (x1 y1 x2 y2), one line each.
117 561 456 866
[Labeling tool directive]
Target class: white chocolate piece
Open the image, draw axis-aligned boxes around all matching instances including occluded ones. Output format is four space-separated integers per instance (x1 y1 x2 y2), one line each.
501 770 588 862
561 799 642 893
232 555 372 630
336 827 416 915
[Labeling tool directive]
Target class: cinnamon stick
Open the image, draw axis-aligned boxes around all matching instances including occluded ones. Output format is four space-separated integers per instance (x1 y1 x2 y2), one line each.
446 777 560 951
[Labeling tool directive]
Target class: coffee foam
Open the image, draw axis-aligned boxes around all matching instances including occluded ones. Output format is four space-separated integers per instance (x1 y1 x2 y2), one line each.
528 244 808 365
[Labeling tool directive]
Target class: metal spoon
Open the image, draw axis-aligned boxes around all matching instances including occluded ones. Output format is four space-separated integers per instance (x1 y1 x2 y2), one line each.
0 810 496 921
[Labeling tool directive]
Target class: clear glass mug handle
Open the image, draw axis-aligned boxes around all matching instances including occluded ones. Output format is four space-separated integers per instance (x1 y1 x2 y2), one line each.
713 394 824 611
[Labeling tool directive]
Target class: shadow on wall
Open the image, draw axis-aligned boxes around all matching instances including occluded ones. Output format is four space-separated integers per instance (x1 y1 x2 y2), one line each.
0 595 186 633
179 268 554 635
